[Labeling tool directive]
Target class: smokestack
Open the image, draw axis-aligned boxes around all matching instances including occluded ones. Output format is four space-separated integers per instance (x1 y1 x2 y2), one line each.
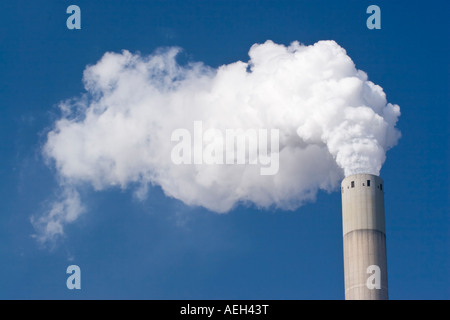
341 174 388 300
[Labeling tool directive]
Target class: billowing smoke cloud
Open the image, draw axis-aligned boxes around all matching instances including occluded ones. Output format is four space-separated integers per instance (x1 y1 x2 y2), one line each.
33 40 400 243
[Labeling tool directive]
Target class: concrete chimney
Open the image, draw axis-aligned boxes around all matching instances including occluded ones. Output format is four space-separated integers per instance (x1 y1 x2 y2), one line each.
341 174 388 300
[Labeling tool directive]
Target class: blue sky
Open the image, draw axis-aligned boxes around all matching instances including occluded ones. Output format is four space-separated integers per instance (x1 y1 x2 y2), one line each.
0 0 448 299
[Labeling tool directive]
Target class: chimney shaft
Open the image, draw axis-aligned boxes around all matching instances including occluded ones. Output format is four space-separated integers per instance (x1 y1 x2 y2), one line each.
341 174 388 300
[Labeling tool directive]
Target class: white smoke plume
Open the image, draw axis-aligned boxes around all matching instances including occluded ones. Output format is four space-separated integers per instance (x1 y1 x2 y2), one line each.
33 40 401 242
31 187 84 244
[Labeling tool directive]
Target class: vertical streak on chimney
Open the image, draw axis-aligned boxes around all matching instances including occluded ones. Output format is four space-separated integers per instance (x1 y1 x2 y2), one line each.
341 174 388 300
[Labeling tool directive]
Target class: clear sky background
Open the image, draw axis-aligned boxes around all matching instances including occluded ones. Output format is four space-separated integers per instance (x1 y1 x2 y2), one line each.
0 0 448 299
